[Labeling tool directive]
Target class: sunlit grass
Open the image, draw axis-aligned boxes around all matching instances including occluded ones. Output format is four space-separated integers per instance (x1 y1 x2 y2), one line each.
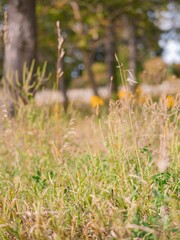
0 59 179 239
0 92 179 239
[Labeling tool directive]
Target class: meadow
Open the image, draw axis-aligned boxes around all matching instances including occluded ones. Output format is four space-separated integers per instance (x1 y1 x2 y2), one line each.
0 87 179 239
0 1 179 239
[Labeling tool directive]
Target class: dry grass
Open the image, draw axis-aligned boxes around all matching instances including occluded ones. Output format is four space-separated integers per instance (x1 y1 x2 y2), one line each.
0 90 179 239
0 58 179 239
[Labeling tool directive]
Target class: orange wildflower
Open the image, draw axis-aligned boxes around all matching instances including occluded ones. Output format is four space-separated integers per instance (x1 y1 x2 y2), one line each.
118 89 132 100
166 95 174 109
90 95 104 108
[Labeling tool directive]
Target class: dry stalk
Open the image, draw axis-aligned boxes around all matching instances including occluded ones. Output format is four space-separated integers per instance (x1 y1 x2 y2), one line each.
56 21 65 85
56 21 68 110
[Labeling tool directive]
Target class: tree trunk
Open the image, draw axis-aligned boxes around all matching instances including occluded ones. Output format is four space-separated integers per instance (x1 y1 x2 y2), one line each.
128 21 137 91
105 23 118 94
83 50 98 96
70 1 98 96
4 0 37 115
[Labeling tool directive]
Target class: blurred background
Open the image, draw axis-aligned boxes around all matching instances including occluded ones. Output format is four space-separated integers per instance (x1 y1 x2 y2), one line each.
0 0 180 101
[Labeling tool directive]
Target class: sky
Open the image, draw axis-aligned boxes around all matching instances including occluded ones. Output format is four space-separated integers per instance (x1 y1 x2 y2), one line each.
162 40 180 64
158 2 180 64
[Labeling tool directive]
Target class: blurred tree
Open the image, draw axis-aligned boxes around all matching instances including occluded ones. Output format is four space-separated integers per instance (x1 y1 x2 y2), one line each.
4 0 37 115
98 0 168 91
105 21 117 93
70 0 101 95
34 0 169 94
37 0 77 88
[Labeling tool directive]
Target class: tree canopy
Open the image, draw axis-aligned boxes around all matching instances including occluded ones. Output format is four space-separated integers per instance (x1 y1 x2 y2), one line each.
1 0 176 97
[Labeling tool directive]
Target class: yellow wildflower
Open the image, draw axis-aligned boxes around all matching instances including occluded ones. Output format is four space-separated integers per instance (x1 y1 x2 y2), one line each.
90 95 104 108
118 89 132 100
166 95 174 109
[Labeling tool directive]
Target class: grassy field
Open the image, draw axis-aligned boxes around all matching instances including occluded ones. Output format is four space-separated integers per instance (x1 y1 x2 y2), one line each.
0 94 179 239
